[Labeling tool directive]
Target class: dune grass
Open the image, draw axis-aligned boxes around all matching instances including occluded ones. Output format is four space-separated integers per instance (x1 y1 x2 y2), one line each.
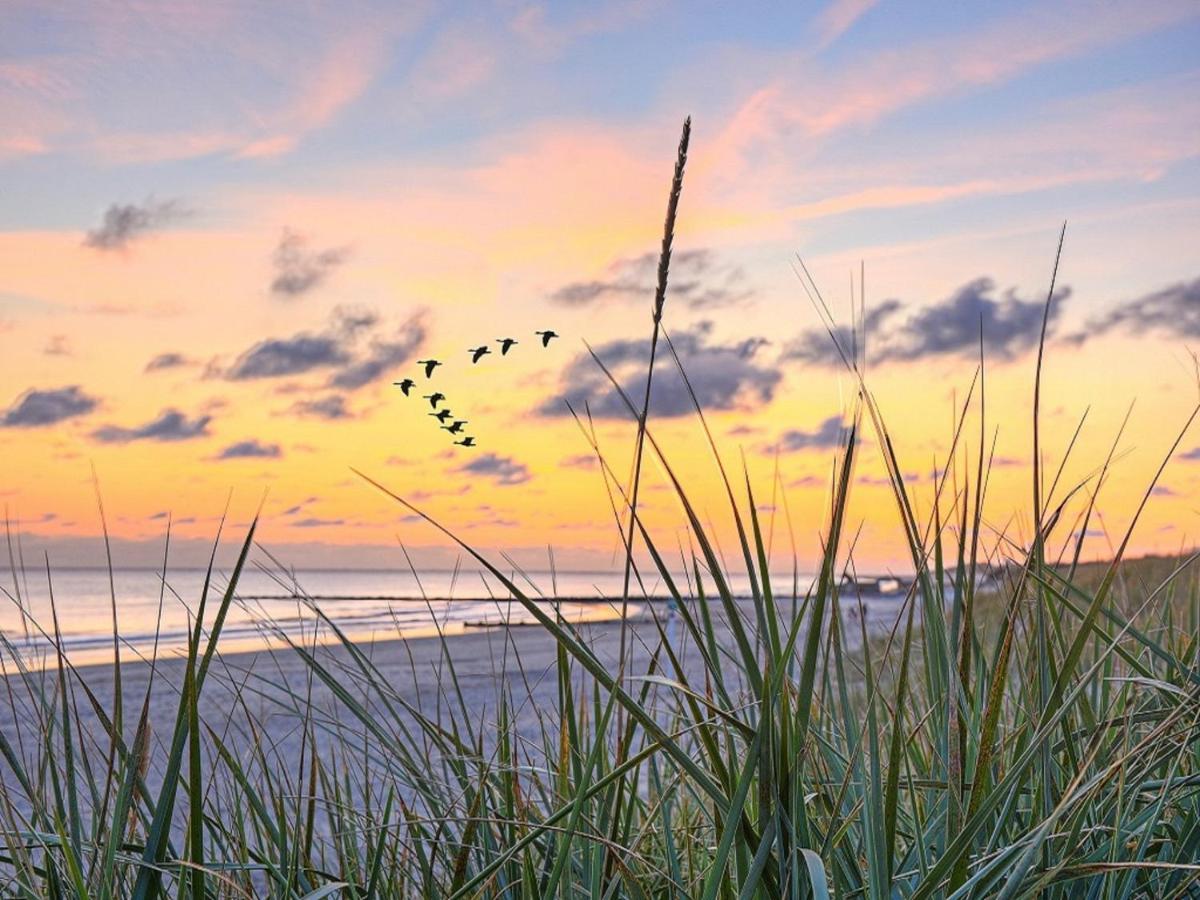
3 120 1200 897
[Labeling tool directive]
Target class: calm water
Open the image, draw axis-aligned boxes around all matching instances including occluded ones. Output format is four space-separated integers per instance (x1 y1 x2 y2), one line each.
0 565 905 667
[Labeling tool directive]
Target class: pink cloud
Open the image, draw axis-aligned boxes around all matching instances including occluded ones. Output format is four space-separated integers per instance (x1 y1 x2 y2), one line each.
813 0 879 49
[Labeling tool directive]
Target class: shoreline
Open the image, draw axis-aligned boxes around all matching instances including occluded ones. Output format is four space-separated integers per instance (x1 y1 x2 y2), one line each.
1 599 652 674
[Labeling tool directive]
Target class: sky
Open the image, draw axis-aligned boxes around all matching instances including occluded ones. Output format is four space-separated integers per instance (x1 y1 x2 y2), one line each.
2 0 1199 573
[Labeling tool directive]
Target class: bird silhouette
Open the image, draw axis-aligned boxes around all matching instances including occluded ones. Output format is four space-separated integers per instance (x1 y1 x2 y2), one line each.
496 337 518 355
469 345 491 363
535 330 558 347
423 392 446 409
430 409 453 423
417 359 441 378
393 378 415 395
441 420 468 434
454 436 476 447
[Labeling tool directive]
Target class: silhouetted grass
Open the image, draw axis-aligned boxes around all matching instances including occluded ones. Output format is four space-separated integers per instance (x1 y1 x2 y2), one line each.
2 120 1200 897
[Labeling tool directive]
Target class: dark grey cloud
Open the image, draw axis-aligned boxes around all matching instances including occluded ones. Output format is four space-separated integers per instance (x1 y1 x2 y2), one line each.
145 352 191 372
458 453 532 486
777 416 845 452
1065 278 1200 345
289 395 352 419
537 321 780 419
84 198 186 251
550 249 753 310
216 439 282 460
783 300 902 367
1181 447 1200 462
784 278 1068 367
225 307 424 389
327 313 427 389
92 409 211 443
227 334 349 380
270 228 349 297
2 386 98 427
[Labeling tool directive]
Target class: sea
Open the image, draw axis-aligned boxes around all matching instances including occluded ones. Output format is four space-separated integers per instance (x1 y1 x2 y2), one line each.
0 565 909 668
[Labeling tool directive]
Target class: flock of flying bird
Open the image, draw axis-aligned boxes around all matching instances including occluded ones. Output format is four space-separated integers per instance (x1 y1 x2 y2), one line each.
393 330 558 448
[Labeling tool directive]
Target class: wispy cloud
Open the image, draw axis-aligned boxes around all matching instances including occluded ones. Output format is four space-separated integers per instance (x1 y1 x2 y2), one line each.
812 0 878 48
291 517 344 528
270 228 350 298
1 386 98 428
83 198 187 251
549 249 753 310
91 409 212 443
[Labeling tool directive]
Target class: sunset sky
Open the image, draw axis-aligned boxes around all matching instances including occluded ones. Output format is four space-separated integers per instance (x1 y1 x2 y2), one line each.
2 0 1199 572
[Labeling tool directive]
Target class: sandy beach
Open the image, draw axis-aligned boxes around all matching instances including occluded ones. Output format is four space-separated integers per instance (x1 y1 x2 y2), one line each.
0 604 689 798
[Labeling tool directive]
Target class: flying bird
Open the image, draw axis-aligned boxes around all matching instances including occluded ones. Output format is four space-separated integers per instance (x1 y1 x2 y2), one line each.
423 393 446 409
417 359 441 378
441 420 468 434
496 337 518 355
535 330 558 347
454 436 476 447
469 345 491 363
393 378 415 395
430 409 453 423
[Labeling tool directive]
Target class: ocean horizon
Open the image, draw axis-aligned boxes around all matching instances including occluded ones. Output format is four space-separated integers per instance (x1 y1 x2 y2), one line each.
0 563 912 667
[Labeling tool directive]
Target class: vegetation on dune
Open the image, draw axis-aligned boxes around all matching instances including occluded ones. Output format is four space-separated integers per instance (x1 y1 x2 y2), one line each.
3 120 1200 898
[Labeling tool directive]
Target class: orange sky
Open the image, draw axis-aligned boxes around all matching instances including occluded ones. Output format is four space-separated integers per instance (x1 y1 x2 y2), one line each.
2 1 1198 572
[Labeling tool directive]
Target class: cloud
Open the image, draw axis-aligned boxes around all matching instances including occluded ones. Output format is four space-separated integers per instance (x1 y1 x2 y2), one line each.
776 416 846 452
270 228 349 297
228 334 350 380
783 299 902 367
549 249 753 310
813 0 879 48
289 395 352 419
216 440 282 460
560 454 596 469
145 352 191 372
291 517 344 528
1 386 98 428
538 321 780 419
281 496 319 515
458 453 532 486
43 335 72 357
1065 278 1200 345
1181 447 1200 462
327 312 427 389
83 198 186 251
225 307 422 389
785 278 1067 367
91 409 212 444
